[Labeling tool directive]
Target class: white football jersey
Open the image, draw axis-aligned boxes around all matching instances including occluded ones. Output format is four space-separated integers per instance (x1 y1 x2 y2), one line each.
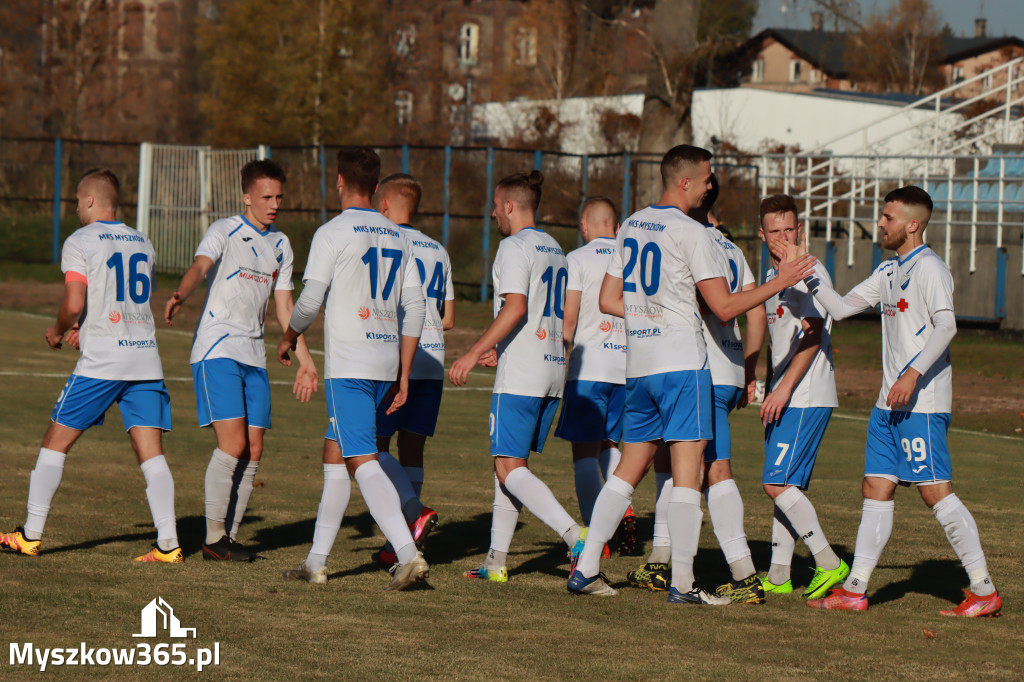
61 220 163 381
606 205 728 379
845 245 953 413
765 268 838 408
492 227 567 398
400 225 454 381
303 208 420 381
190 216 294 368
565 237 626 384
700 225 755 388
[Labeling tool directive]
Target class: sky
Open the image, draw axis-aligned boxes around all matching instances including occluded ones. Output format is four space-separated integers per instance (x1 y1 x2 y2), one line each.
754 0 1024 38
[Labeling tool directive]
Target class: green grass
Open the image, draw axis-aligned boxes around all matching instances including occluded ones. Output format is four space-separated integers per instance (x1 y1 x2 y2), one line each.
1 309 1022 679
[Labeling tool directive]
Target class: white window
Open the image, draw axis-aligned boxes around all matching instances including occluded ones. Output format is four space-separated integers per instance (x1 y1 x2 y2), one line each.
459 23 479 65
952 65 964 83
516 27 537 67
789 60 802 82
395 90 413 126
982 73 993 90
810 68 821 84
752 59 764 83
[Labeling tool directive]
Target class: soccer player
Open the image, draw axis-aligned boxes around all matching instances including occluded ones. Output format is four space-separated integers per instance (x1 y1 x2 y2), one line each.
0 169 181 562
371 172 454 563
553 196 634 548
450 170 585 584
757 194 849 600
277 146 429 591
567 145 815 602
164 159 318 562
796 186 1000 617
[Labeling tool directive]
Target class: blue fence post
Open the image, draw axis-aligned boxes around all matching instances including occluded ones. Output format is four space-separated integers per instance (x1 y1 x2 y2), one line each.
825 241 836 282
760 241 770 284
481 147 495 303
995 247 1007 319
442 146 451 248
533 150 542 171
621 152 632 222
871 242 883 270
401 144 410 174
319 144 328 225
52 138 63 264
577 155 590 247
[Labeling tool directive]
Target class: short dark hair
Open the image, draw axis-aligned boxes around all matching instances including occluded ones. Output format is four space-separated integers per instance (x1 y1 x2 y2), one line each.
79 168 120 207
884 185 933 214
496 169 544 213
241 159 286 193
379 173 422 216
759 194 798 226
337 146 380 196
661 144 712 189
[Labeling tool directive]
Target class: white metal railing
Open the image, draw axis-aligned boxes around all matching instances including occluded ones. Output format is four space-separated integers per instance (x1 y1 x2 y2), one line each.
756 152 1024 274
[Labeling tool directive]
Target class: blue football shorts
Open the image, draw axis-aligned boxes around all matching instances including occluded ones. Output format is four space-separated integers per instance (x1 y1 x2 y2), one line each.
51 374 172 432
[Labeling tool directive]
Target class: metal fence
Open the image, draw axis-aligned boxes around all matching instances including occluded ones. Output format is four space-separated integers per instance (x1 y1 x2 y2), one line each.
1 138 765 302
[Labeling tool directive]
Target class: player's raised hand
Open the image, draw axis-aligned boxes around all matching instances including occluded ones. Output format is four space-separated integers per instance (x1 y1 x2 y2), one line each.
776 251 816 288
165 292 183 325
45 325 64 350
293 364 318 403
886 369 920 410
277 337 296 366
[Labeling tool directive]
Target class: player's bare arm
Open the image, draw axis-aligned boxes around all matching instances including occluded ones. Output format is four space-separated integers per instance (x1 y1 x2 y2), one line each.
562 288 582 351
697 252 814 322
449 293 527 387
441 298 456 331
165 255 215 325
598 273 624 318
46 280 87 349
760 316 824 425
273 289 318 403
738 281 767 409
384 334 420 414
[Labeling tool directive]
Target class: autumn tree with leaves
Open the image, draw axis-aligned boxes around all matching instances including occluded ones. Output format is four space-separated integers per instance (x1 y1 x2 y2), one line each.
844 0 945 95
198 0 391 147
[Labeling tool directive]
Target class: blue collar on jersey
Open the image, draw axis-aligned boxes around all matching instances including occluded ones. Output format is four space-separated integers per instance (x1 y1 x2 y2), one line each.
239 214 272 234
897 244 927 266
398 223 415 229
346 207 378 214
649 204 682 212
521 226 542 233
97 220 121 225
592 236 615 241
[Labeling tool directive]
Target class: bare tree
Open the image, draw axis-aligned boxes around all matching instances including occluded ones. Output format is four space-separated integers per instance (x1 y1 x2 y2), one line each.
845 0 944 95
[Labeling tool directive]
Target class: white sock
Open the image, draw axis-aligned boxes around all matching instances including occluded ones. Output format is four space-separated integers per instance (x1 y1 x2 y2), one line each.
228 461 259 541
378 452 421 523
140 455 178 552
502 467 578 546
573 457 604 525
404 466 424 498
577 475 634 577
706 479 754 580
767 505 799 585
775 486 839 570
598 446 621 479
647 473 672 564
24 448 66 540
844 499 894 594
204 448 238 544
932 494 995 596
354 461 417 564
668 487 703 592
307 463 350 571
486 475 522 570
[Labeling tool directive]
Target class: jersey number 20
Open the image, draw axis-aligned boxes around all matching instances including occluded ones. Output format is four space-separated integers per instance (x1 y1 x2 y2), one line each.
622 238 662 295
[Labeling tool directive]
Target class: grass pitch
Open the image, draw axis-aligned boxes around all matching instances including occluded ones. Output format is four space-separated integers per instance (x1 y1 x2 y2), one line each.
1 308 1022 680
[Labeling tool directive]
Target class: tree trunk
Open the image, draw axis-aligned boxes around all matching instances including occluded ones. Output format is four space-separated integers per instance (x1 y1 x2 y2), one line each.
635 0 700 206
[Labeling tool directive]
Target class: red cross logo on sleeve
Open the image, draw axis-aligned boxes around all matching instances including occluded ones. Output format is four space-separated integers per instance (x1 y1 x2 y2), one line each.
776 304 785 318
897 298 909 312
